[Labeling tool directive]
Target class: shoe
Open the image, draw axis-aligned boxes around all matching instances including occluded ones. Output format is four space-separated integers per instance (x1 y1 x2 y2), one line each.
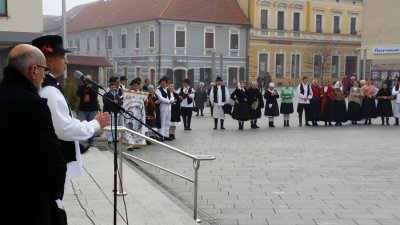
305 123 310 126
146 140 152 145
196 114 199 116
187 127 192 131
163 137 172 141
201 114 204 116
127 146 140 151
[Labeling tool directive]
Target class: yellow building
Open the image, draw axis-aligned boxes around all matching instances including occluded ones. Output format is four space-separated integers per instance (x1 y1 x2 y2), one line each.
243 0 362 86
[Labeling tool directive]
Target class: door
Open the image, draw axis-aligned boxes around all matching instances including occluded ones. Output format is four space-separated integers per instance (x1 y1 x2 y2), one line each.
150 68 156 86
345 56 357 76
228 67 238 88
173 69 186 88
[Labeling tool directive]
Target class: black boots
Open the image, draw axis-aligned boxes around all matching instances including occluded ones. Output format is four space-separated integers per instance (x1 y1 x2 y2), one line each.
250 120 255 129
381 117 385 125
187 117 192 130
200 109 204 116
220 120 225 129
283 120 290 127
268 121 275 128
395 118 399 125
386 117 390 125
238 121 244 130
213 118 218 130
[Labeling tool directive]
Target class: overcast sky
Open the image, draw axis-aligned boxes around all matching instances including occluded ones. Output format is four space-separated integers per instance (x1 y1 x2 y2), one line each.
43 0 98 15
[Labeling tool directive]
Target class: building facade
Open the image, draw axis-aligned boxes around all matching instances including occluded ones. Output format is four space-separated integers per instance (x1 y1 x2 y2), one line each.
66 0 249 88
244 0 362 86
362 0 400 81
0 0 43 78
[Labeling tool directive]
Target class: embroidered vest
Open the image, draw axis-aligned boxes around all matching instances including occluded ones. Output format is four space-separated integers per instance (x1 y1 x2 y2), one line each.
179 87 193 105
213 85 226 103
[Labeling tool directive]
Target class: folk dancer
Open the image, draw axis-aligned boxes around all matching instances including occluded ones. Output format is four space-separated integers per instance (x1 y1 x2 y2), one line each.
247 81 264 128
347 80 363 125
297 76 313 126
209 77 229 129
230 81 250 130
321 80 335 126
376 83 393 125
361 79 378 125
280 81 294 127
264 82 280 128
177 79 195 130
155 76 174 141
391 79 400 125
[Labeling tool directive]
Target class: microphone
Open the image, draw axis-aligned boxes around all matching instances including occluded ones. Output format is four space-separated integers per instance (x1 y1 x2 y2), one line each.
73 70 106 92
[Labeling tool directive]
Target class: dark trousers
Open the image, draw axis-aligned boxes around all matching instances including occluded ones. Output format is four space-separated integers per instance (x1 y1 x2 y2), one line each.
181 107 193 128
297 103 310 124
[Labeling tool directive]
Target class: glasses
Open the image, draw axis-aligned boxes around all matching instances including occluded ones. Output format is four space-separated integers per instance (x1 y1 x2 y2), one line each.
35 65 51 74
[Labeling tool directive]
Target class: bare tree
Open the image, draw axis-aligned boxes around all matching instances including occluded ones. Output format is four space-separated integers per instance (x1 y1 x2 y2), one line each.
305 42 337 84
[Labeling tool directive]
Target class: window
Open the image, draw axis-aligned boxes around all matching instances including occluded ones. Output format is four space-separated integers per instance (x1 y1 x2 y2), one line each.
350 17 357 35
205 27 214 49
135 28 140 49
135 67 141 78
291 54 300 78
331 56 339 78
333 16 340 34
68 40 73 49
316 14 323 33
86 38 90 51
0 0 7 16
277 11 285 30
106 31 113 49
275 54 285 78
149 26 155 48
175 26 186 48
230 30 239 50
75 39 80 51
96 37 100 50
258 53 269 75
293 12 300 32
119 30 127 49
314 54 322 77
260 9 268 29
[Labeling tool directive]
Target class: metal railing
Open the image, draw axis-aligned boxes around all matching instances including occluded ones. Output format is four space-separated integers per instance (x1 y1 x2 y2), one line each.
103 126 216 223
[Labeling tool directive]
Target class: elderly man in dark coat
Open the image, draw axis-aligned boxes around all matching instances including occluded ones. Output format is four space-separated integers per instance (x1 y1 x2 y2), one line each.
0 44 67 225
194 81 207 116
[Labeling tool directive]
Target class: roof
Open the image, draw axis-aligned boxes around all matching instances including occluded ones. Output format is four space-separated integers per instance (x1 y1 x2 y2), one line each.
67 0 249 32
67 55 112 67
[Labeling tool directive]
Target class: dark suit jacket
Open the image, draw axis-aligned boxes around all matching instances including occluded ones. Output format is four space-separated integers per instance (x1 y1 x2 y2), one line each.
0 67 67 225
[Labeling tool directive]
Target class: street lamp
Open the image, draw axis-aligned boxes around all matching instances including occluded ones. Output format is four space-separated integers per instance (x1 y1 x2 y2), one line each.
357 47 367 80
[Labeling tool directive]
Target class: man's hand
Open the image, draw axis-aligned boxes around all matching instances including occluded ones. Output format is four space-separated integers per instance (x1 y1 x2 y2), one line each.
95 112 111 128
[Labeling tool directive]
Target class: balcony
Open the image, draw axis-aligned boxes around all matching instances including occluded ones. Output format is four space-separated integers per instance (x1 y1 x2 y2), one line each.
250 28 361 43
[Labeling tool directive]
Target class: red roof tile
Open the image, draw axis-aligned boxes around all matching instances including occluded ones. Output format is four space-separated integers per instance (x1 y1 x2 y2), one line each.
68 0 249 32
67 55 112 67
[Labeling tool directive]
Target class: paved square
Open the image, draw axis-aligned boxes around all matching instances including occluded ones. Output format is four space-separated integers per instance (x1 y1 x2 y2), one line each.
125 107 400 225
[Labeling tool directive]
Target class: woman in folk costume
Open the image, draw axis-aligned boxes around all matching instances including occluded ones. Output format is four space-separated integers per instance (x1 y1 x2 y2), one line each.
145 85 162 141
155 76 175 141
280 81 294 127
177 79 195 130
209 77 230 130
231 81 250 130
310 79 322 126
194 82 207 116
264 82 280 128
168 84 181 139
383 74 393 90
347 80 363 125
333 81 348 126
361 79 379 125
320 80 335 126
247 81 264 129
392 79 400 125
376 83 393 125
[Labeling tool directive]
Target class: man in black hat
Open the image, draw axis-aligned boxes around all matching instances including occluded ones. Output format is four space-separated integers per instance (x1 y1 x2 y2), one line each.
209 76 230 129
155 76 175 140
119 75 127 90
177 78 195 130
32 35 110 211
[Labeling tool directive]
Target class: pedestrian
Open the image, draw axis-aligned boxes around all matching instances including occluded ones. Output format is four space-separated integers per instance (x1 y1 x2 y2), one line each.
280 81 294 127
310 79 322 126
376 83 393 125
155 76 174 141
194 81 207 116
169 83 181 139
264 82 280 128
321 80 334 126
177 79 194 130
231 81 250 130
333 81 347 126
0 44 67 225
32 35 110 212
297 76 313 126
76 75 99 147
248 81 264 128
392 79 400 125
347 80 363 125
209 77 230 129
361 79 378 125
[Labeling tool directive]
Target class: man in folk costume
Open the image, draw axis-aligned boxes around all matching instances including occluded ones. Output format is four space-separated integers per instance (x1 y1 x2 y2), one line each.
392 79 400 125
296 76 313 126
32 35 110 211
155 76 175 141
177 78 195 130
209 76 230 129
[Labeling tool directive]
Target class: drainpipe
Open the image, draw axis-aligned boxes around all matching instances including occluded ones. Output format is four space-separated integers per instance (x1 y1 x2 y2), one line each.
157 19 162 80
246 26 250 84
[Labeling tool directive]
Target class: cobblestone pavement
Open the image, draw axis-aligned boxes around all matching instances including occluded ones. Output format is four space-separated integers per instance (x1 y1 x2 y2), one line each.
124 104 400 225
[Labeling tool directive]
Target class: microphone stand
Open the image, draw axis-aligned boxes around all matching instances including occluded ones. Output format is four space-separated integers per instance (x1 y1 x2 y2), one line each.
79 78 163 225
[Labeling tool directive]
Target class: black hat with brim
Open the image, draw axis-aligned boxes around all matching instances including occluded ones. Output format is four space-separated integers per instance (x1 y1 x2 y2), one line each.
108 77 119 83
158 76 169 84
183 78 190 84
215 76 223 81
32 35 71 55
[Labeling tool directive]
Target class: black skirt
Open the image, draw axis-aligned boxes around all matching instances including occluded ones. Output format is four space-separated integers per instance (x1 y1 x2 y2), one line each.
310 99 321 121
333 100 348 122
232 102 250 121
249 107 262 119
321 99 334 122
347 101 362 121
170 104 181 122
264 102 279 117
361 97 377 119
280 103 294 114
377 99 393 117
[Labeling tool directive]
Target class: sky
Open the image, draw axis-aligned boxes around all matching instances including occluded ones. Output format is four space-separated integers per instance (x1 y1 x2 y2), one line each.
43 0 98 15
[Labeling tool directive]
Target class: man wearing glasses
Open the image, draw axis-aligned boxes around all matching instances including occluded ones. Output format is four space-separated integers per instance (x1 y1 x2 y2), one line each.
32 35 110 218
0 44 67 225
